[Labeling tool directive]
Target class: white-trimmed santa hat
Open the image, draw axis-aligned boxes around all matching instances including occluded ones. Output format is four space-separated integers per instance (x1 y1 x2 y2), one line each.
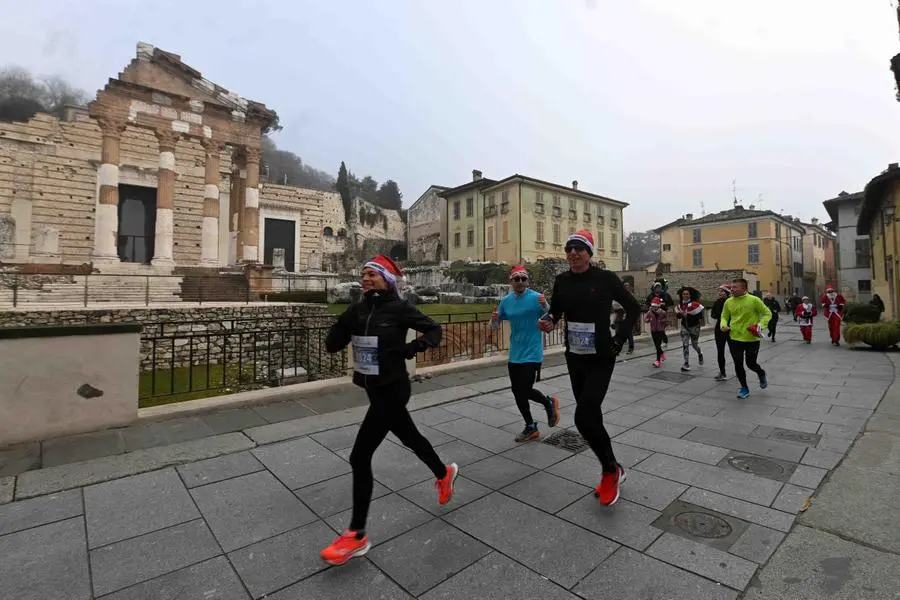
363 254 404 288
565 229 595 256
509 265 529 279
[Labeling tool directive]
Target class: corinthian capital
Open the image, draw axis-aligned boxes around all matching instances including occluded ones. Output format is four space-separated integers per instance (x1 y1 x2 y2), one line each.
154 129 181 152
96 116 127 138
243 146 262 165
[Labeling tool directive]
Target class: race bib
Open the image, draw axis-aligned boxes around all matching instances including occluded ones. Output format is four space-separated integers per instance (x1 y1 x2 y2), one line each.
351 335 379 375
567 322 596 355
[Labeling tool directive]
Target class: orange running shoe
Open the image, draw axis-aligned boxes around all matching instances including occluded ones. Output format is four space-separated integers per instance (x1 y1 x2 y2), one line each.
320 530 370 566
595 464 627 506
546 396 561 428
436 463 459 505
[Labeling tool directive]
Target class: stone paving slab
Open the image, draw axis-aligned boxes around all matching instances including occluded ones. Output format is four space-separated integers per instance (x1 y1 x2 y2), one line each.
0 476 12 504
15 431 255 499
1 325 897 599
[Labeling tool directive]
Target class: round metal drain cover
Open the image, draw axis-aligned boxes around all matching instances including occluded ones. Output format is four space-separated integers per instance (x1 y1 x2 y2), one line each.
727 454 785 477
773 430 816 443
672 511 733 538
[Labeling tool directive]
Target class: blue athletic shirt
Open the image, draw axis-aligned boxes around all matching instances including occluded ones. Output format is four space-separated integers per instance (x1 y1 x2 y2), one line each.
497 288 545 364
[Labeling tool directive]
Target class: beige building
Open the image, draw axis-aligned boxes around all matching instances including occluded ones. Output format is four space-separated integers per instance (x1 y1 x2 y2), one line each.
800 218 836 299
439 171 627 269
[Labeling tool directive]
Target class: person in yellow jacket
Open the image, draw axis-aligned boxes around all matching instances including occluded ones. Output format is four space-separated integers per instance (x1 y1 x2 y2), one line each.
719 277 772 399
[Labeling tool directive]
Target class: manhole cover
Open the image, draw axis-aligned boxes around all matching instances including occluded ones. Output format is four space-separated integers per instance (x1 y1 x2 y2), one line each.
652 500 748 551
772 429 819 444
672 511 733 538
542 430 590 453
648 372 694 383
726 454 786 477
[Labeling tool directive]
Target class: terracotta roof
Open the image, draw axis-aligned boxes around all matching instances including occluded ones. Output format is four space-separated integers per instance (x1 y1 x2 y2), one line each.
654 206 805 233
858 164 900 235
479 174 628 207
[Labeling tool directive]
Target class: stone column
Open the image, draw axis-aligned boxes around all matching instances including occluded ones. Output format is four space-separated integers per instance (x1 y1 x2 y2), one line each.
92 117 126 263
229 149 246 266
151 130 179 267
240 146 261 263
200 139 224 266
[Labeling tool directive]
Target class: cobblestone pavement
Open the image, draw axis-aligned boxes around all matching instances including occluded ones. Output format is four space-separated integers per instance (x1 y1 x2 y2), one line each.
1 321 897 599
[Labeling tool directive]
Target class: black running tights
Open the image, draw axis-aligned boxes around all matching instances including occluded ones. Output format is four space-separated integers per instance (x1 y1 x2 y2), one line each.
566 353 618 473
729 340 766 389
349 378 446 531
508 362 551 425
714 327 729 374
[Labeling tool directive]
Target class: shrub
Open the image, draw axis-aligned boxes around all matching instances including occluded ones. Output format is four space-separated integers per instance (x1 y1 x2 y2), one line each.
264 290 327 303
843 321 900 349
844 302 881 324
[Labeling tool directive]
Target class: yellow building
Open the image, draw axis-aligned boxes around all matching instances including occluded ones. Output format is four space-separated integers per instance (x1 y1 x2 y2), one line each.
857 163 900 319
654 205 806 297
800 219 836 299
440 172 627 269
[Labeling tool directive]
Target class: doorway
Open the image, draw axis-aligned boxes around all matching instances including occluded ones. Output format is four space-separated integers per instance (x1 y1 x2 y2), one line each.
264 217 295 272
117 184 156 263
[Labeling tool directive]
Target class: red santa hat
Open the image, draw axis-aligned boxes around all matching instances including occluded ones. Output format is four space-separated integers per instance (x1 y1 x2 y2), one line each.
509 265 529 279
565 230 594 256
802 296 810 301
718 284 732 294
651 297 663 308
363 254 403 288
825 286 835 293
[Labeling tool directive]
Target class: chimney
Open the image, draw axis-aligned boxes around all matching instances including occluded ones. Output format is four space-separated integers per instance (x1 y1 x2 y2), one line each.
472 169 483 181
811 217 819 225
572 180 578 190
748 204 756 210
684 213 693 221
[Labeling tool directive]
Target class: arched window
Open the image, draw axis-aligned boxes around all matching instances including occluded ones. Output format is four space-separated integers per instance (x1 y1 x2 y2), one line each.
323 227 334 237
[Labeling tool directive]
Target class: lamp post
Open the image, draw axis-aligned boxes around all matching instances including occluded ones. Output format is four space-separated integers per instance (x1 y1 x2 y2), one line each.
885 203 897 319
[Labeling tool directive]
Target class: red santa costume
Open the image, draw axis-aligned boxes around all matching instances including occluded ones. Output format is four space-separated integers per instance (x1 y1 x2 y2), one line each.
819 287 846 346
794 296 817 344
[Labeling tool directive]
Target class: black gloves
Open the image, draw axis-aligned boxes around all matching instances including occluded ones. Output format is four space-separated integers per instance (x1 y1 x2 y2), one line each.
403 341 420 360
611 338 624 356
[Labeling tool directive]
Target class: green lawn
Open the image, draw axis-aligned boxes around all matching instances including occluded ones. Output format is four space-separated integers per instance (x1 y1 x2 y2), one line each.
327 303 494 322
139 363 259 408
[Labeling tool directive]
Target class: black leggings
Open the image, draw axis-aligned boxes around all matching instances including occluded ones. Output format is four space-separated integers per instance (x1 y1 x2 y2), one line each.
651 330 665 360
767 318 778 339
349 378 446 531
714 327 730 374
565 353 618 473
508 362 551 425
729 340 766 389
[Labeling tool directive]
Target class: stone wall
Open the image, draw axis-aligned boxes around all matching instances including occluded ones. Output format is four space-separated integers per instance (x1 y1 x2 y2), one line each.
408 187 444 263
258 184 328 271
0 303 346 381
0 111 235 267
648 269 757 304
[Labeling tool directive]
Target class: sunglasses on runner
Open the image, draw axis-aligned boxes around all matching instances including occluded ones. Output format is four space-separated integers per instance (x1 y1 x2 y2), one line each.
511 276 528 282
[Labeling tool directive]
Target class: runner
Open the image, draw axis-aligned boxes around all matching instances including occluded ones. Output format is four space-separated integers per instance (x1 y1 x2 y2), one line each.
719 277 772 399
647 281 674 349
320 255 457 566
710 283 732 381
795 295 817 344
763 293 782 342
539 230 640 505
644 296 668 367
820 286 846 346
492 265 560 442
674 286 704 372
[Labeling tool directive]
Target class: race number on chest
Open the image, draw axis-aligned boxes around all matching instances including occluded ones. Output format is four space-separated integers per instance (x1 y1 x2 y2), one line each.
351 335 379 375
567 322 597 355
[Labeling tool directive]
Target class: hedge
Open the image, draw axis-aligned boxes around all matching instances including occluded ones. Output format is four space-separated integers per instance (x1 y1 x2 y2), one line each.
843 321 900 349
843 302 882 324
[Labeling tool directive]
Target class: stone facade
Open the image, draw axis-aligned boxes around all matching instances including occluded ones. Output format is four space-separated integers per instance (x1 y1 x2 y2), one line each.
407 185 447 263
0 43 276 272
647 269 758 305
0 303 347 381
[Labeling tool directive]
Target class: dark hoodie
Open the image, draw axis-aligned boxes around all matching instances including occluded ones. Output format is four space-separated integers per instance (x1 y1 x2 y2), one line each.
326 290 441 388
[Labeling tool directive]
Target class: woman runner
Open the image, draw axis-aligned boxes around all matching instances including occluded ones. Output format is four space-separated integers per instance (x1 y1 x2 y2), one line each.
320 255 458 565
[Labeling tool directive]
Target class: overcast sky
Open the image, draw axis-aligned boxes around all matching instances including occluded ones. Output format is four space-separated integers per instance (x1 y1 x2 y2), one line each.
3 0 899 232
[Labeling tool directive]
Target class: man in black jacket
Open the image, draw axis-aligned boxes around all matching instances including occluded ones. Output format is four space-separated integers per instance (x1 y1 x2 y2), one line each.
539 230 640 506
321 255 457 565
